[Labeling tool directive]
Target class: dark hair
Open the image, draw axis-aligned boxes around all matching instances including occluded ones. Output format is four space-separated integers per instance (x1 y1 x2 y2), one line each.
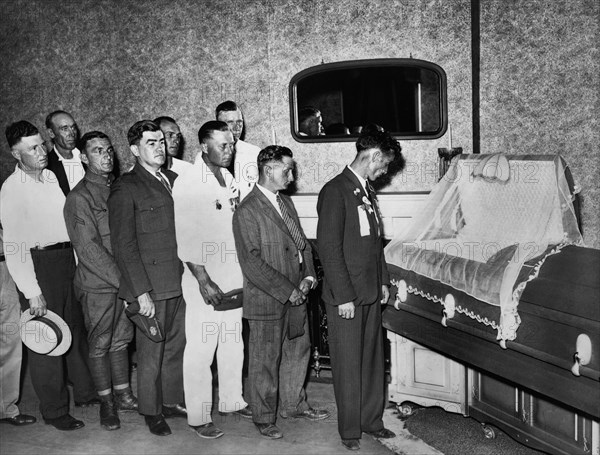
197 120 230 144
356 130 402 159
6 120 39 148
45 110 72 129
215 100 239 119
153 116 178 129
360 123 385 134
78 131 110 154
257 145 293 174
298 106 320 125
325 123 350 135
127 120 161 146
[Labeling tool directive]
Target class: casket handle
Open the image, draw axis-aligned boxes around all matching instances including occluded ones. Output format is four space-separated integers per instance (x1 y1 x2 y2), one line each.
394 280 408 310
442 293 455 327
571 334 592 377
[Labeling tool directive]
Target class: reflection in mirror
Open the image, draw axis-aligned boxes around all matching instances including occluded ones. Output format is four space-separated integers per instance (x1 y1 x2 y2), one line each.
290 59 447 142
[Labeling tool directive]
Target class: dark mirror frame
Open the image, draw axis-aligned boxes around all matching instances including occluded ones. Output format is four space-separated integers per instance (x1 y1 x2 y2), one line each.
289 58 447 142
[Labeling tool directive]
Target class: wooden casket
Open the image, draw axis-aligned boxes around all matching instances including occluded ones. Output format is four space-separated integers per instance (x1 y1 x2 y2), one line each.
383 244 600 420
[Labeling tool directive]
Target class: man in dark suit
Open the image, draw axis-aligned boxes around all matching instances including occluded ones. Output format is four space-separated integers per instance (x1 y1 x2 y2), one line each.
316 130 403 451
45 110 86 195
108 120 186 436
233 146 330 440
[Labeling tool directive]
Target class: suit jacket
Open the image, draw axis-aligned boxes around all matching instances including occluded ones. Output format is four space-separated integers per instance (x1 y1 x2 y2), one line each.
107 163 182 303
232 185 316 320
47 147 86 196
316 166 389 307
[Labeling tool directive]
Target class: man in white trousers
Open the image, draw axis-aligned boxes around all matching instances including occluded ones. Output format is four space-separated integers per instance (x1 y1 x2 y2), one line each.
173 120 251 440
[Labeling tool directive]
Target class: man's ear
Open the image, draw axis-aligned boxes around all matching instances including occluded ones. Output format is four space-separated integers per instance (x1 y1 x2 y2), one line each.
10 148 20 161
130 144 140 157
47 128 56 139
80 153 90 166
371 149 382 162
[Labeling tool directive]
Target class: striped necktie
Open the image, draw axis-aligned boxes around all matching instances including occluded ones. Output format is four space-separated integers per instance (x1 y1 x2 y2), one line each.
276 194 306 251
156 172 172 194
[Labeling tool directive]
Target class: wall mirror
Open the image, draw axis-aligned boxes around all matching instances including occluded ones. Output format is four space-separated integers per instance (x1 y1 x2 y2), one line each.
289 58 447 142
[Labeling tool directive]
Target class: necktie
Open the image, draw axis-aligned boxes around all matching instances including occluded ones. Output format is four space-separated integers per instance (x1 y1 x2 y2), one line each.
366 182 381 234
276 194 306 251
156 172 172 195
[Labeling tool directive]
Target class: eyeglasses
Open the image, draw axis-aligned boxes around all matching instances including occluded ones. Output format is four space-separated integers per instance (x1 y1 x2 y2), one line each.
164 132 182 140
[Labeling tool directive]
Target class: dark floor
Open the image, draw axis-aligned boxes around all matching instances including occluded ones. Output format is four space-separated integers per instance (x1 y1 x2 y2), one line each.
0 366 439 455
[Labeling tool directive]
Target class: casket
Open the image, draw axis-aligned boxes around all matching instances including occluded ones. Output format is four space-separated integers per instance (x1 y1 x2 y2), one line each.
382 153 599 420
383 244 600 418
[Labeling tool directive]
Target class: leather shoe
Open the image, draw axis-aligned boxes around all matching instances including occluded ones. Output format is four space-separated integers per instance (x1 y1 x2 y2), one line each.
44 414 85 431
281 407 330 421
74 397 101 407
162 403 187 418
114 390 138 412
342 439 360 451
144 414 171 436
255 422 283 439
99 397 120 431
218 406 252 419
0 414 37 426
190 422 224 439
365 428 396 439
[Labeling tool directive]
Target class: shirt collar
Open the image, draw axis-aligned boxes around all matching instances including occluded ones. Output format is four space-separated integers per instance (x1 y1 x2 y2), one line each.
256 183 279 206
347 165 367 192
84 170 114 187
53 146 81 162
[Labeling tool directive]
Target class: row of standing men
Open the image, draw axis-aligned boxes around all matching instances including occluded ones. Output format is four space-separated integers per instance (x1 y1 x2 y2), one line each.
0 101 404 451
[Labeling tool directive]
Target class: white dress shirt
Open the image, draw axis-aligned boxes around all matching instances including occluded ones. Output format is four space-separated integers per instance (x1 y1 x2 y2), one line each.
53 146 85 190
0 166 70 298
169 157 192 176
173 158 243 292
234 139 260 201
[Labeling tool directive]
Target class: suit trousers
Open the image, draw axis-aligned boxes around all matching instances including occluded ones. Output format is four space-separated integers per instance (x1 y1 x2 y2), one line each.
182 272 246 426
0 261 22 419
325 302 385 440
136 295 186 416
18 248 96 419
246 309 311 424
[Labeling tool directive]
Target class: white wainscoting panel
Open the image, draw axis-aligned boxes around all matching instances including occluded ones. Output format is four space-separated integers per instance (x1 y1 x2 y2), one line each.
291 192 429 240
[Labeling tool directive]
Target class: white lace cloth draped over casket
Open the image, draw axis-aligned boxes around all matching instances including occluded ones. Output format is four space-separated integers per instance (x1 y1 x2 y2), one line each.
385 154 583 344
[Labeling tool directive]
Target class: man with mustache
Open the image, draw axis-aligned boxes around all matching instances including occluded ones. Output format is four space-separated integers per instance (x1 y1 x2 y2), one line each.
64 132 138 431
0 120 85 431
108 120 186 436
173 120 251 440
45 110 86 196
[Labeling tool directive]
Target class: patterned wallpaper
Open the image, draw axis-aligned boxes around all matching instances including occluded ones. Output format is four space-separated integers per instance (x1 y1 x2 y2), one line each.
479 0 599 247
0 0 597 247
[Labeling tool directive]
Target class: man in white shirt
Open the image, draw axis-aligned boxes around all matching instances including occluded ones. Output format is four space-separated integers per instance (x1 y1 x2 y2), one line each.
215 101 260 200
173 120 251 440
0 225 36 428
154 116 192 176
45 110 86 195
0 120 86 431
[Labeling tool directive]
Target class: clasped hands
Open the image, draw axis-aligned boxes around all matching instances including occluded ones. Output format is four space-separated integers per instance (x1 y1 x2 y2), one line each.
288 278 313 306
338 285 390 319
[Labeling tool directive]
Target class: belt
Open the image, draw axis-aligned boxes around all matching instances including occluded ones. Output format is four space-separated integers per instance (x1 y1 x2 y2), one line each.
31 241 72 251
0 254 5 262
